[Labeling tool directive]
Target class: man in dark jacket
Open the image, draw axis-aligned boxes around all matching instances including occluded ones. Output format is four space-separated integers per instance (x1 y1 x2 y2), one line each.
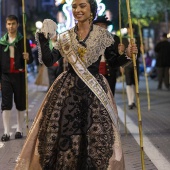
93 15 120 96
154 33 170 90
0 15 33 141
122 24 140 109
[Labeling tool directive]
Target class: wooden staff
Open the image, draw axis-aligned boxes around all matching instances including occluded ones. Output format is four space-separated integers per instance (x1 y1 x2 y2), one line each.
119 0 127 135
22 0 29 134
125 0 145 169
138 20 151 111
119 0 122 45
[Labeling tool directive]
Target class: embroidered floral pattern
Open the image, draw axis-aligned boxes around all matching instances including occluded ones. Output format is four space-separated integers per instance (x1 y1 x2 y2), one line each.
38 72 115 169
54 25 114 68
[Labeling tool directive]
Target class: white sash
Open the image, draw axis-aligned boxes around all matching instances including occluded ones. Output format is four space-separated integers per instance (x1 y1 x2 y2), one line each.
59 31 118 128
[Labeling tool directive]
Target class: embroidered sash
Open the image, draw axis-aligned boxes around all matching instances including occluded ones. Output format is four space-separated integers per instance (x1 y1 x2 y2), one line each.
59 30 118 128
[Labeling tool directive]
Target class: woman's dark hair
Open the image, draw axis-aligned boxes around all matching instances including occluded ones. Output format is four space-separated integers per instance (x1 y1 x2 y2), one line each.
88 0 98 20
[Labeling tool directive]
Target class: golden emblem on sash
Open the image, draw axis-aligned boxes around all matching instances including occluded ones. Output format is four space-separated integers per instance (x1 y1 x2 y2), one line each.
78 47 87 63
64 43 70 51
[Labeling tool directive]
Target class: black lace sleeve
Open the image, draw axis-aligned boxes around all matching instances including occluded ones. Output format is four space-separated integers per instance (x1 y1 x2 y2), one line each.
104 44 131 68
38 33 62 67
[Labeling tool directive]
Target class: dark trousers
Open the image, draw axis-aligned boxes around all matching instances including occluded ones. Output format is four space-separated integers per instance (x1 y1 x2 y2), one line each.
1 73 26 111
124 62 139 85
157 67 169 89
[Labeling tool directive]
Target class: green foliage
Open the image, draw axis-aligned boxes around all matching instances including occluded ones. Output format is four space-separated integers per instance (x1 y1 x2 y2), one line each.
121 0 170 27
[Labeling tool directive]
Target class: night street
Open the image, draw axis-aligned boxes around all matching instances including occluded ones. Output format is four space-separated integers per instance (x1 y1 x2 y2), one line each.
0 73 170 170
1 0 170 170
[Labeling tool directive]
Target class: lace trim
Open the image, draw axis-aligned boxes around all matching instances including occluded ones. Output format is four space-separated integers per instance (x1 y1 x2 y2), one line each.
35 32 43 64
54 25 114 67
41 19 57 39
35 19 57 64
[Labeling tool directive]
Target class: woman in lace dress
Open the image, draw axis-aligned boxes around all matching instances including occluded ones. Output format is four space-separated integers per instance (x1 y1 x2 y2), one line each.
15 0 138 169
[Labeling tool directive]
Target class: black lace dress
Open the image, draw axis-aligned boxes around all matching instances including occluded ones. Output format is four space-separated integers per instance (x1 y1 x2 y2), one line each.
38 60 119 170
15 25 130 170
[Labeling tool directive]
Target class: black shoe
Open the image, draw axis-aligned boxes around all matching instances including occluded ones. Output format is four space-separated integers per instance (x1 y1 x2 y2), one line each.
1 134 10 142
128 103 136 110
128 105 133 110
15 132 23 139
132 103 136 108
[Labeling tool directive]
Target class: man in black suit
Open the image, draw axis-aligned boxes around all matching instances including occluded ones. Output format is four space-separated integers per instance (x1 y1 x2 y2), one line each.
93 15 120 96
154 33 170 90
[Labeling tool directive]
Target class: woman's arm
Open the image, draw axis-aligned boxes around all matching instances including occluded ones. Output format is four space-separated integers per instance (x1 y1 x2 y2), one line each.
38 33 62 67
104 44 131 68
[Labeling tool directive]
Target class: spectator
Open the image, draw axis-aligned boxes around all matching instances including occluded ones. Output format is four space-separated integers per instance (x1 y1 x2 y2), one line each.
154 33 170 90
122 23 141 109
93 15 121 96
0 15 33 141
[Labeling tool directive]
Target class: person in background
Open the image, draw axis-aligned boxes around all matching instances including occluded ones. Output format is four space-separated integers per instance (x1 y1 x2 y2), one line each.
0 15 33 141
154 33 170 90
93 15 120 96
122 23 141 109
15 0 138 169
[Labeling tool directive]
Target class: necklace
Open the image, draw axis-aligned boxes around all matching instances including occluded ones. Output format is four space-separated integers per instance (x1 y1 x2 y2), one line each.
78 33 83 41
74 24 92 63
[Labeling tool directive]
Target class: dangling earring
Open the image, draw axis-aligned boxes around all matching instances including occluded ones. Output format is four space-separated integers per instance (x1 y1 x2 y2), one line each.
89 13 93 24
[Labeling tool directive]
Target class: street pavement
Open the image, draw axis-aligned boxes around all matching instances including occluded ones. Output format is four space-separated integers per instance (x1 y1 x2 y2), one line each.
116 75 170 170
0 73 170 170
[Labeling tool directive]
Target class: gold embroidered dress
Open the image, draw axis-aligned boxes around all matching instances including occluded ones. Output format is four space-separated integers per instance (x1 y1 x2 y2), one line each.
15 25 130 170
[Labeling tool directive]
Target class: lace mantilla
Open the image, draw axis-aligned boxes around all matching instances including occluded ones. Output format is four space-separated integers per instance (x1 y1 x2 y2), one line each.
35 19 58 64
41 19 57 39
35 32 43 64
54 25 114 67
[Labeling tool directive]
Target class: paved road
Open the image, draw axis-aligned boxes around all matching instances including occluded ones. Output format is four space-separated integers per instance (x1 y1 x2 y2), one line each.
0 73 170 170
116 76 170 170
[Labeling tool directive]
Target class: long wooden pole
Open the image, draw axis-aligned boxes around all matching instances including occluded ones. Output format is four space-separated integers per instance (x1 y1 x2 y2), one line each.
119 0 122 45
138 20 151 111
22 0 29 134
125 0 145 169
119 0 127 135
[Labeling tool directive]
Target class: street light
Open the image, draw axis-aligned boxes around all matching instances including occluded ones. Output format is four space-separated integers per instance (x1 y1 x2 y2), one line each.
35 21 43 31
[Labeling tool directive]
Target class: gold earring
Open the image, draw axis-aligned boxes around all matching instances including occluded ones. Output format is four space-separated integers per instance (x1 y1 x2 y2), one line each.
89 13 93 24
